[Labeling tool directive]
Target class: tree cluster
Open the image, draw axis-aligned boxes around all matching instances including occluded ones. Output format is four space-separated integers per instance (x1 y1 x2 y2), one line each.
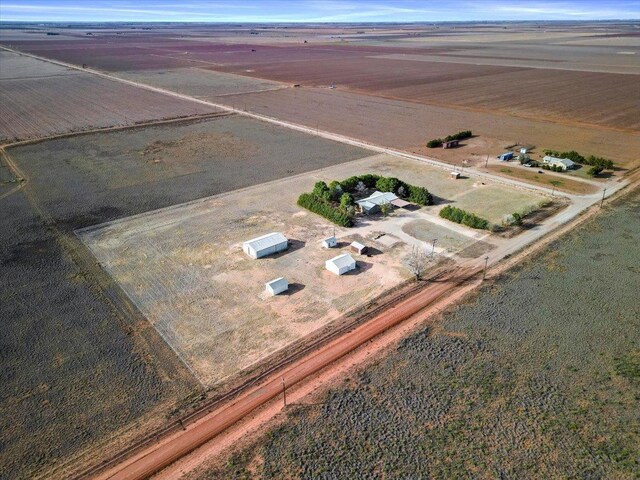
297 174 433 227
297 192 354 227
427 130 473 148
439 205 490 230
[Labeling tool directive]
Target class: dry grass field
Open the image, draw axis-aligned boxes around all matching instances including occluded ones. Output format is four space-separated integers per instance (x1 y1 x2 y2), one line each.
78 153 544 387
0 51 216 143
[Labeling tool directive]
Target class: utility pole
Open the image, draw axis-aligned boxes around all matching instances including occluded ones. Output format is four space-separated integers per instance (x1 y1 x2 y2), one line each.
431 238 437 256
483 256 489 281
600 188 607 208
485 155 489 168
282 377 287 407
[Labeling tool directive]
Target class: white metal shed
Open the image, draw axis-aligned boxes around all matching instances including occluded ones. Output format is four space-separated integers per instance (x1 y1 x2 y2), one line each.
265 277 288 296
243 232 288 259
350 241 367 255
322 236 337 248
326 253 356 275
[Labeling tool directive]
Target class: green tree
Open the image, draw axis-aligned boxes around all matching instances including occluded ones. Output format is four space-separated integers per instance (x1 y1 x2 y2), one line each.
380 201 393 217
339 192 354 209
376 177 400 193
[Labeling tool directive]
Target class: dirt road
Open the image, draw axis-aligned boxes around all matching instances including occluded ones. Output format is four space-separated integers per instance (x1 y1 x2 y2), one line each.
98 267 479 480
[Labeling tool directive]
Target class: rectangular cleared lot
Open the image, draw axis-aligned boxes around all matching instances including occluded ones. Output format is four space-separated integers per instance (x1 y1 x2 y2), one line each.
78 154 542 387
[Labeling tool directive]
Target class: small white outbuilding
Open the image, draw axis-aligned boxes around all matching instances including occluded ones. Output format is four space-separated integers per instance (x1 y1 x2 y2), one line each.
243 232 288 259
326 253 356 276
265 277 288 296
350 241 367 255
322 236 337 248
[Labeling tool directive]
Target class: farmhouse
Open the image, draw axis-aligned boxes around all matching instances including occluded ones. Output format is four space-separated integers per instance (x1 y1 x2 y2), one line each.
242 232 288 259
350 241 367 255
265 277 288 296
356 191 408 214
326 253 356 275
543 155 576 171
322 236 337 248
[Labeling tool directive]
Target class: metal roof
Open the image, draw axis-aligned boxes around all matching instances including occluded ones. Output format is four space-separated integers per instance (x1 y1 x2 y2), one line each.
243 232 288 252
326 253 356 269
265 277 288 289
543 156 575 168
356 191 399 208
350 241 366 250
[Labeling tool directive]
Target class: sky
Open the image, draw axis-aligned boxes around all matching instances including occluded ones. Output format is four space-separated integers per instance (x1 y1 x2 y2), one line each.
1 1 639 23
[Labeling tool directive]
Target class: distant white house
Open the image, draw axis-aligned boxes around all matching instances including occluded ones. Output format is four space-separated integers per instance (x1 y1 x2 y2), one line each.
322 236 337 248
543 156 576 171
242 232 288 259
325 253 356 275
265 277 288 296
350 241 367 255
356 191 409 214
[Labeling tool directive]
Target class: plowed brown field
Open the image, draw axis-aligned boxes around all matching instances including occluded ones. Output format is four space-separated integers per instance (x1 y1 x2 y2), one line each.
0 51 216 142
226 87 640 168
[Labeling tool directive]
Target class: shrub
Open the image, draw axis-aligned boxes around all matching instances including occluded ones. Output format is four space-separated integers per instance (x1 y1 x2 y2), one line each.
440 205 490 230
407 185 432 206
297 193 353 227
427 130 472 148
587 165 604 177
339 192 354 209
376 176 400 193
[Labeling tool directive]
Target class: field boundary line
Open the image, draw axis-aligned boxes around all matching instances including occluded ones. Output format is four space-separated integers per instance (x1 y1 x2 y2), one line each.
1 45 614 201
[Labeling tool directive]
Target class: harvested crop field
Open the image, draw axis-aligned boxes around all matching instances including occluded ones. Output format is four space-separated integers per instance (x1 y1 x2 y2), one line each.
0 51 216 143
228 87 640 169
115 68 286 99
195 188 640 480
213 56 639 130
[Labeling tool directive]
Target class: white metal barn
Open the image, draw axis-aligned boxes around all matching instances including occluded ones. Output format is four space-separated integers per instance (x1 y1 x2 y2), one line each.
265 277 288 296
243 232 288 259
326 253 356 275
322 236 337 248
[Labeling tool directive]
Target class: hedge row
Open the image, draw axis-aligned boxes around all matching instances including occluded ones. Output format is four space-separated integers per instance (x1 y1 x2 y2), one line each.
297 193 353 227
427 130 472 148
439 205 490 230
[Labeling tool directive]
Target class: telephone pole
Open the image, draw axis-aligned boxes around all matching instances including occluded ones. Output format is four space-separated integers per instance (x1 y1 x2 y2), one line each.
483 256 489 281
600 188 607 208
431 238 437 256
282 377 287 407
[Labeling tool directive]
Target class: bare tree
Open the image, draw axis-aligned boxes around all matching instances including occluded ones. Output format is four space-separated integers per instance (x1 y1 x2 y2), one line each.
405 245 430 280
